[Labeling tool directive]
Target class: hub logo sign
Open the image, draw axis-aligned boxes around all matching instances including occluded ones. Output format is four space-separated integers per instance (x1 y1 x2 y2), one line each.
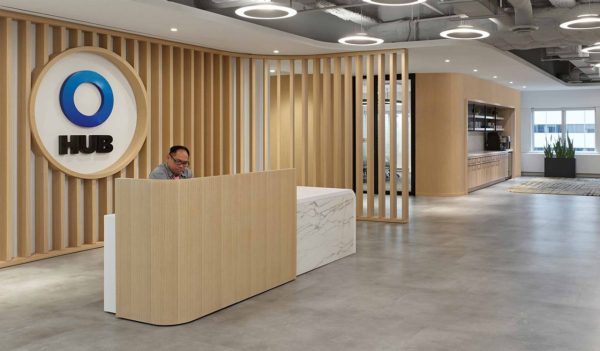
30 47 147 179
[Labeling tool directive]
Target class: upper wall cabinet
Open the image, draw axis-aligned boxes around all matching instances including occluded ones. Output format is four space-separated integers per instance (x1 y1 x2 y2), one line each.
467 102 505 132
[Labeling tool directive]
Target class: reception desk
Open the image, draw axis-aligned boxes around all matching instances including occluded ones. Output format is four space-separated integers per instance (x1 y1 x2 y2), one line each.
104 176 355 325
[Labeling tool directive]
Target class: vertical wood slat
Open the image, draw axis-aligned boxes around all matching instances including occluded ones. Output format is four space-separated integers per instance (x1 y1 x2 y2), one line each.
214 55 222 175
138 41 151 178
301 59 309 186
150 44 162 170
366 55 375 217
322 58 332 187
0 18 12 260
17 20 31 257
193 50 204 177
98 32 111 241
289 60 295 171
355 55 364 218
52 25 65 250
275 60 281 169
344 57 353 190
34 23 49 254
67 28 82 248
310 58 321 186
263 60 269 171
235 57 243 174
377 54 386 217
83 30 99 243
250 58 256 172
162 45 173 154
333 57 342 188
389 53 398 219
223 56 232 175
401 49 409 221
172 47 184 146
204 52 213 176
126 38 139 179
183 49 194 173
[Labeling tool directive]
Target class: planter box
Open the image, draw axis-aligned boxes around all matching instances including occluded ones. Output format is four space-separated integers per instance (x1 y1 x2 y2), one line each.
544 158 576 178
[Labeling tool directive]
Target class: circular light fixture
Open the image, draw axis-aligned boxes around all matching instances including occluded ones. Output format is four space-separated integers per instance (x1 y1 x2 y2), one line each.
582 42 600 54
493 75 498 78
522 86 527 88
594 63 600 68
509 81 514 84
170 28 178 32
473 69 478 72
560 14 600 30
235 3 297 20
338 32 384 46
362 0 427 6
273 49 280 54
269 69 276 73
440 25 490 40
444 59 450 63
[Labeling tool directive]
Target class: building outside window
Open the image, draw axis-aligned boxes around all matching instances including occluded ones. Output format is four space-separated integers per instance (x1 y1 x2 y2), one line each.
532 108 596 152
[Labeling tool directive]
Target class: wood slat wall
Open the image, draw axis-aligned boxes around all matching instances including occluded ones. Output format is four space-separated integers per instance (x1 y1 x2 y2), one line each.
0 10 410 268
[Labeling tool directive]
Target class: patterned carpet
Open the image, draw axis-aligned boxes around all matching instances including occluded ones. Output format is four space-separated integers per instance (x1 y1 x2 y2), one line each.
508 177 600 196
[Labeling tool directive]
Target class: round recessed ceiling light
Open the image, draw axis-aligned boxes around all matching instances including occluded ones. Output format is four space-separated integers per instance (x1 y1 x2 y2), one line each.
235 3 297 20
560 14 600 30
473 69 478 72
444 59 450 63
362 0 427 6
509 81 514 84
522 85 527 88
582 42 600 53
273 49 280 54
338 32 384 46
170 27 178 32
270 69 276 73
493 75 498 78
440 25 490 40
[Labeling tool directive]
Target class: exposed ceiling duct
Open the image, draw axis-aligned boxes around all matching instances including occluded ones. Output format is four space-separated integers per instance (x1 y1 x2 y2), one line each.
507 0 539 32
548 0 576 8
315 0 379 26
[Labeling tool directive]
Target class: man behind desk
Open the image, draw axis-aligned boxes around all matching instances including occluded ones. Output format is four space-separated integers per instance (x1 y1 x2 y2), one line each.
149 145 193 180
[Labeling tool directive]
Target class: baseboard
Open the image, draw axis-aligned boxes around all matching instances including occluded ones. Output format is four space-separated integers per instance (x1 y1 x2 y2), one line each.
522 172 600 179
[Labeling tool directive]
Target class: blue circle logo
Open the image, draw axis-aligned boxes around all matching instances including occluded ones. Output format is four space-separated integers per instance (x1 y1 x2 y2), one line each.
59 70 114 128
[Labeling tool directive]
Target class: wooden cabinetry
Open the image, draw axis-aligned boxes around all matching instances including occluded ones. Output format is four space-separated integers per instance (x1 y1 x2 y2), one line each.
468 152 510 192
468 103 506 133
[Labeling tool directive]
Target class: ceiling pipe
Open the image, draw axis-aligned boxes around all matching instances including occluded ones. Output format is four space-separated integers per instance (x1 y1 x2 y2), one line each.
548 0 576 8
506 0 534 27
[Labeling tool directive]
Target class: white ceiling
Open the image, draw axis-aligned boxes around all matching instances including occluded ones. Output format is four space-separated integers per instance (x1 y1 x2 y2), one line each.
0 0 597 90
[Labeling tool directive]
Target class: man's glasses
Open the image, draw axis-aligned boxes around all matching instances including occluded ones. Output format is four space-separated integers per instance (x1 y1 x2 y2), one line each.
170 154 190 166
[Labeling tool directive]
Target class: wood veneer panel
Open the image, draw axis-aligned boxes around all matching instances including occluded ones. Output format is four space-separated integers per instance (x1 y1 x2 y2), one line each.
235 57 243 173
125 38 139 179
150 43 162 170
288 60 295 171
214 55 223 175
172 47 184 145
250 59 257 172
263 61 269 171
83 179 97 244
162 45 173 153
17 20 31 257
67 28 82 248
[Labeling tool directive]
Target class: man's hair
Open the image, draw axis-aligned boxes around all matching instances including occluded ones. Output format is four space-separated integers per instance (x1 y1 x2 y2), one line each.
169 145 190 156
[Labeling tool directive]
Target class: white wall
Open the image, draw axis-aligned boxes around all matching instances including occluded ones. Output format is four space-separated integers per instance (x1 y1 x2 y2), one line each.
521 89 600 175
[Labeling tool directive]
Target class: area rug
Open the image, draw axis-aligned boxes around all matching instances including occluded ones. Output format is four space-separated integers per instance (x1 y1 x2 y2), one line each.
508 177 600 196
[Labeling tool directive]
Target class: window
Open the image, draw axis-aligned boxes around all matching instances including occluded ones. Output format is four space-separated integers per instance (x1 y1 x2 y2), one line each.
532 108 596 152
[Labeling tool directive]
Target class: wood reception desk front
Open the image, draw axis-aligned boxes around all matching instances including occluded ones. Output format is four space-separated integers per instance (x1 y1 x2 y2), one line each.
114 170 297 325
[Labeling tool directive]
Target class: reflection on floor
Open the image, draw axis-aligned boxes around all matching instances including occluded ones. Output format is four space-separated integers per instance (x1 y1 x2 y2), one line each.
2 177 600 351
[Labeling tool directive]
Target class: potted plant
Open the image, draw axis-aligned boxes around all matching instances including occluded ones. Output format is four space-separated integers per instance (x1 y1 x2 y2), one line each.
544 136 576 178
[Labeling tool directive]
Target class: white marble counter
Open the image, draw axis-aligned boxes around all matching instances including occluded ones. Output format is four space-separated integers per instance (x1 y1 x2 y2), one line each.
296 186 356 275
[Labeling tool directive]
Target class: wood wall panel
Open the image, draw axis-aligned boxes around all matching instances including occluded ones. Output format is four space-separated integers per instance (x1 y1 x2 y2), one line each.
0 9 413 267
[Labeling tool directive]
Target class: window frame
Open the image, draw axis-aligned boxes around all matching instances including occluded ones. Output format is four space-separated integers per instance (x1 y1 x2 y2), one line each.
531 107 598 154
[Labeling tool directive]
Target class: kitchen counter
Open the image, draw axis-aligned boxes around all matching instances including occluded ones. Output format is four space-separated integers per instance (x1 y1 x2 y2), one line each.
468 149 513 158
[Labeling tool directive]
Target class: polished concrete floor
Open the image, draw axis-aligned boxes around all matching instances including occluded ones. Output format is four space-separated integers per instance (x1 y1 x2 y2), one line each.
2 178 600 351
